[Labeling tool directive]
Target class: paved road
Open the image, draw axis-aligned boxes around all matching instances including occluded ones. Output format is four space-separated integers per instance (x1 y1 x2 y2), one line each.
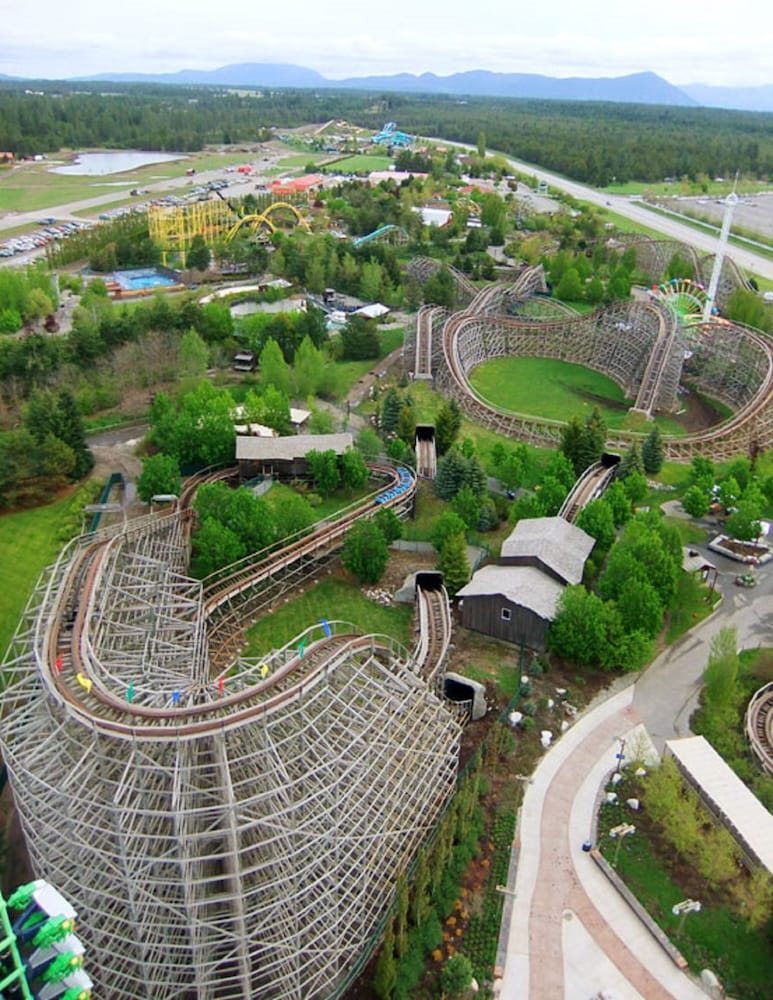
497 549 772 999
440 137 773 283
495 152 773 282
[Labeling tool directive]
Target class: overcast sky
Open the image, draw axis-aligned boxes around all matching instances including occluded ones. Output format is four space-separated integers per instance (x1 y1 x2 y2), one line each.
2 0 771 87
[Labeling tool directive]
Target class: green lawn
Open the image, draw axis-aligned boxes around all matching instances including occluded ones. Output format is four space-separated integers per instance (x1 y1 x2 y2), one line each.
0 150 249 214
323 154 393 174
604 178 771 198
599 795 772 1000
0 496 77 658
468 356 686 434
242 577 414 656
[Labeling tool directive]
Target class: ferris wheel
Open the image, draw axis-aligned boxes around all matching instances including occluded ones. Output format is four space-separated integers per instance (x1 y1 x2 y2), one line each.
653 277 712 324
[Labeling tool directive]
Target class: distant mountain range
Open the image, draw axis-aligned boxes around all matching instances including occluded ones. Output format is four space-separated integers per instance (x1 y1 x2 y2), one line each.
3 63 772 112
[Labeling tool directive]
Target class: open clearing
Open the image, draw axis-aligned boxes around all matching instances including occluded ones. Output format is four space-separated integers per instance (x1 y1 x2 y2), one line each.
468 356 725 435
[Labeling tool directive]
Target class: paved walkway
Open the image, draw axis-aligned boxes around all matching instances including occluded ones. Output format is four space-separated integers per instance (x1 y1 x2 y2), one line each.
499 688 706 999
497 552 773 999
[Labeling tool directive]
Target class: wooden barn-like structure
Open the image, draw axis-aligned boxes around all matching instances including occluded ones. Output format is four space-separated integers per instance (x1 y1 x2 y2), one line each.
457 516 594 651
236 433 354 480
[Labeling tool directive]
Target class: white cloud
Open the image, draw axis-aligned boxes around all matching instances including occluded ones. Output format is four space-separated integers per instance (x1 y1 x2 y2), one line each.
1 0 771 86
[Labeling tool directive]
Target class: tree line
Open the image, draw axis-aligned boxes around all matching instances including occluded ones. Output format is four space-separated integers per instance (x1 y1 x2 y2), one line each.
2 83 772 186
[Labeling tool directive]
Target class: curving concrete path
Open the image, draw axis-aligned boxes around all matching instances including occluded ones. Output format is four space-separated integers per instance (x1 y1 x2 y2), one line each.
496 551 773 999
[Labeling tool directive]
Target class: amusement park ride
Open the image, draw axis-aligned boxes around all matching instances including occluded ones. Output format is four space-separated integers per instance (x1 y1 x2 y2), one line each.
147 188 311 266
372 122 413 147
0 881 90 1000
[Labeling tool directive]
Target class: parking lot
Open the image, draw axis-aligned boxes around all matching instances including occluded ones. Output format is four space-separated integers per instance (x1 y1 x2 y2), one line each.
658 190 773 244
0 218 94 259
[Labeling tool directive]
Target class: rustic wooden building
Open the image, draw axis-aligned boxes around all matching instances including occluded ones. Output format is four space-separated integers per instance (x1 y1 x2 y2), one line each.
457 517 594 652
236 433 354 480
457 566 564 650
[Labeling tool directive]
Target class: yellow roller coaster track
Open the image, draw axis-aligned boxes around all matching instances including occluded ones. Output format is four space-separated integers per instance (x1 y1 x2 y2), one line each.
225 202 311 242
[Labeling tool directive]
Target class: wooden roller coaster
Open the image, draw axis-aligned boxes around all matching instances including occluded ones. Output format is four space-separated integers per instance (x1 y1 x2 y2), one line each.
746 682 773 777
0 459 461 1000
407 260 773 462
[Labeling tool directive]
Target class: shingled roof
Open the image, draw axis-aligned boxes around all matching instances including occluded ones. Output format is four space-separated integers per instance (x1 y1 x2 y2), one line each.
456 565 564 621
236 433 354 462
500 516 594 585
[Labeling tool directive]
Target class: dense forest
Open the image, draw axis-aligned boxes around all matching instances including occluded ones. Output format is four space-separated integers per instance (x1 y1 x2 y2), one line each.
1 83 773 186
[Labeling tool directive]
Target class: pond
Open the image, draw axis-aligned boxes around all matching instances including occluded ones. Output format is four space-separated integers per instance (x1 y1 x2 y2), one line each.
50 151 185 176
230 297 307 318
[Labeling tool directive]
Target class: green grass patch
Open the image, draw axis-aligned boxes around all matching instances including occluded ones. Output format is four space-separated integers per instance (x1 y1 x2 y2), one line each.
599 794 772 999
242 576 414 656
401 482 446 542
467 356 686 435
323 154 393 174
604 178 771 198
452 632 522 701
264 481 372 521
0 493 84 658
277 154 320 168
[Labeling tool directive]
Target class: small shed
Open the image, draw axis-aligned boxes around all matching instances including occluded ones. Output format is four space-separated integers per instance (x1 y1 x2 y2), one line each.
232 350 257 372
457 565 564 652
236 433 353 480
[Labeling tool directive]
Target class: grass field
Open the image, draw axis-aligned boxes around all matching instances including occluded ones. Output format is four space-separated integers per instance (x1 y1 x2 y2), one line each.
322 154 392 174
242 577 414 656
467 356 686 434
0 496 77 658
604 178 772 198
0 150 249 214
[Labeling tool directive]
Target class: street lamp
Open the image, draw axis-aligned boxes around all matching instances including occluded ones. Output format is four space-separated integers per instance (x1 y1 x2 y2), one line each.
495 885 517 898
608 822 635 867
614 737 626 774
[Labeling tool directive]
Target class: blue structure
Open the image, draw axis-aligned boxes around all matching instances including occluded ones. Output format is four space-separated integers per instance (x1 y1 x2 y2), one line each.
375 467 414 504
373 122 413 147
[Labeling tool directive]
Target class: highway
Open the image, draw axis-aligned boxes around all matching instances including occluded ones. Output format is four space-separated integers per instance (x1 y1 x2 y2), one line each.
500 152 773 282
440 136 773 282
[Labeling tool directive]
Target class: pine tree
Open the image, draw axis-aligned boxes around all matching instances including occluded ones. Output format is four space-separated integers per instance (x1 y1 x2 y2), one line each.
54 389 93 479
373 917 397 1000
439 533 470 596
395 875 409 957
642 425 664 475
434 399 461 455
380 388 402 434
435 448 468 501
618 441 644 480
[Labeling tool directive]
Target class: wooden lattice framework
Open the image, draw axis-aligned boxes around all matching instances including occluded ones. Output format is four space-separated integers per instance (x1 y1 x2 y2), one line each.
615 235 752 310
0 473 460 1000
433 295 773 462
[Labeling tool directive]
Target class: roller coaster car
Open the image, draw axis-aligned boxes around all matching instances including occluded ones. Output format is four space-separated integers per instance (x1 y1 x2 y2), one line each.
735 574 757 588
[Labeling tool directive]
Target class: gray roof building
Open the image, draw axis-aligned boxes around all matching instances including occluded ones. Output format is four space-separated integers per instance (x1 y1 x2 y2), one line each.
236 433 354 463
457 566 564 621
500 516 594 585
